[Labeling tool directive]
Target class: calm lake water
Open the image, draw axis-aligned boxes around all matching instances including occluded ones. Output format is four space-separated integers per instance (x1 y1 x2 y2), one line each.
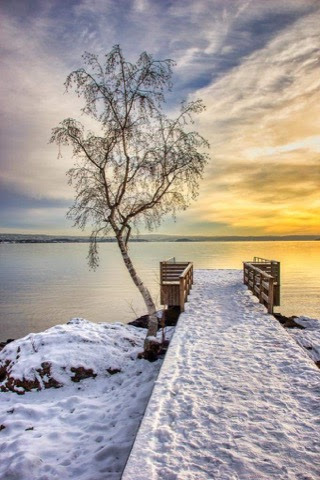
0 241 319 341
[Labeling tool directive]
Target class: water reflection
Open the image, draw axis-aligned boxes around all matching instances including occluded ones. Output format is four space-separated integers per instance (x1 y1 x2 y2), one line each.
0 241 319 340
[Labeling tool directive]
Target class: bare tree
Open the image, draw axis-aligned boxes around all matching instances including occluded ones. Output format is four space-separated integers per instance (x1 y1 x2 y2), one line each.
50 45 208 357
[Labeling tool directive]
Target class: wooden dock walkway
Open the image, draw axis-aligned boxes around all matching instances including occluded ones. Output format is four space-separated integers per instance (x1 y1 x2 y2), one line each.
122 269 320 480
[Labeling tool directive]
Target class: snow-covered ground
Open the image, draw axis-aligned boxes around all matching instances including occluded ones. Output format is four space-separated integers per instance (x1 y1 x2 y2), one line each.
123 269 320 480
0 319 173 480
288 316 320 364
1 270 319 480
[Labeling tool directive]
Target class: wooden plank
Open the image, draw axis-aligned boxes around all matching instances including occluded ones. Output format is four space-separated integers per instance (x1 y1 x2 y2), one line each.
162 269 185 274
163 262 189 266
163 274 184 279
161 284 180 306
162 272 186 277
254 257 270 263
162 277 184 282
180 263 193 278
162 273 183 277
162 265 188 269
163 257 176 263
163 277 181 280
162 263 189 267
163 264 190 269
255 269 273 279
272 261 281 306
162 272 185 277
162 270 186 275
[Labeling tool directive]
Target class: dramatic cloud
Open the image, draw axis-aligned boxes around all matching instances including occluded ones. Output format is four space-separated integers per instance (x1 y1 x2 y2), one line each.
191 7 320 234
0 0 319 234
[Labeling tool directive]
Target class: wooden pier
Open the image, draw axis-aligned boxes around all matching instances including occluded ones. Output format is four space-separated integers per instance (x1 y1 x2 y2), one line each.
123 269 319 480
160 256 280 314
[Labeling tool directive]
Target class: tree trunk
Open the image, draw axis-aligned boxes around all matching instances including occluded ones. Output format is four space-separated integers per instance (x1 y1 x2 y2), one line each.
116 236 159 351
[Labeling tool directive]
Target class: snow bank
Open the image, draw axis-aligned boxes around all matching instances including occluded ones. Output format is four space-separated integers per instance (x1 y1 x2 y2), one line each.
123 270 320 480
0 318 147 392
288 316 320 364
0 319 172 479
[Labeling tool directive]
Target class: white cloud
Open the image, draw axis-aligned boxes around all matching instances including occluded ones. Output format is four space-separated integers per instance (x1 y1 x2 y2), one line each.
133 0 150 13
185 8 320 233
1 0 319 234
0 11 102 201
246 136 320 159
195 9 320 146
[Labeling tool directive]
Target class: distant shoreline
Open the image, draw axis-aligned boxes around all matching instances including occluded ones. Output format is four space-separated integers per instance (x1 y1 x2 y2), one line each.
1 234 319 243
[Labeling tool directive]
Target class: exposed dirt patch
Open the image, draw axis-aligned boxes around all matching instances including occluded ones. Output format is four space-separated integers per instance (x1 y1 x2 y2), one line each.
106 368 121 375
0 361 62 394
70 366 97 382
138 339 162 362
273 313 305 329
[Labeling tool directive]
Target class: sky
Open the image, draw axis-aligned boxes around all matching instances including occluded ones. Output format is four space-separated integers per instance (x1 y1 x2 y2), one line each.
0 0 319 236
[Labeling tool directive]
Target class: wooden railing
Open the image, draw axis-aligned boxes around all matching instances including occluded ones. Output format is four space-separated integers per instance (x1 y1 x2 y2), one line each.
179 263 193 312
243 257 280 313
160 259 193 312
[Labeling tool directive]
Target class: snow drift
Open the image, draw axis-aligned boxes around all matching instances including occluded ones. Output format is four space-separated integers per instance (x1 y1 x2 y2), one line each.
0 318 147 393
0 319 171 479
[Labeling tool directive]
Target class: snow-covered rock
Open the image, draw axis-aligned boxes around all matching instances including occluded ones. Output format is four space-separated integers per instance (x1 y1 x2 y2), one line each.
0 319 171 479
0 318 145 393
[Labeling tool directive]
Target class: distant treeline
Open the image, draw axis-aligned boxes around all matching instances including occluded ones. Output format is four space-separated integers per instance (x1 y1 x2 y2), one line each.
0 237 147 244
1 234 319 243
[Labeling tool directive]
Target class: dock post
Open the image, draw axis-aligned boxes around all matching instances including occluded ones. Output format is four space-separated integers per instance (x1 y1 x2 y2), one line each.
258 273 263 303
268 277 274 314
271 261 280 306
180 277 185 312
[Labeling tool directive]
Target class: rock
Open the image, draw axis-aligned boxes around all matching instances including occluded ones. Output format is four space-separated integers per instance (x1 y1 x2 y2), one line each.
273 313 305 329
0 339 15 352
0 361 62 393
106 368 121 375
129 314 149 329
70 366 97 382
0 360 10 383
129 306 180 330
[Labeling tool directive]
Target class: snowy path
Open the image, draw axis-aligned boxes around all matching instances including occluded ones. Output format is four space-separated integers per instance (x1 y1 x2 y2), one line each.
123 269 320 480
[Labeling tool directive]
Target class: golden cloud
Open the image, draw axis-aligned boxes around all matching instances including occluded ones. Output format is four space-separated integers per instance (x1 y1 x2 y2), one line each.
189 10 320 235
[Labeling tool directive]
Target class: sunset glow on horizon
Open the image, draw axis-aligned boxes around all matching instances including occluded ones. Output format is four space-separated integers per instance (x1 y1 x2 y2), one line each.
0 0 319 236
